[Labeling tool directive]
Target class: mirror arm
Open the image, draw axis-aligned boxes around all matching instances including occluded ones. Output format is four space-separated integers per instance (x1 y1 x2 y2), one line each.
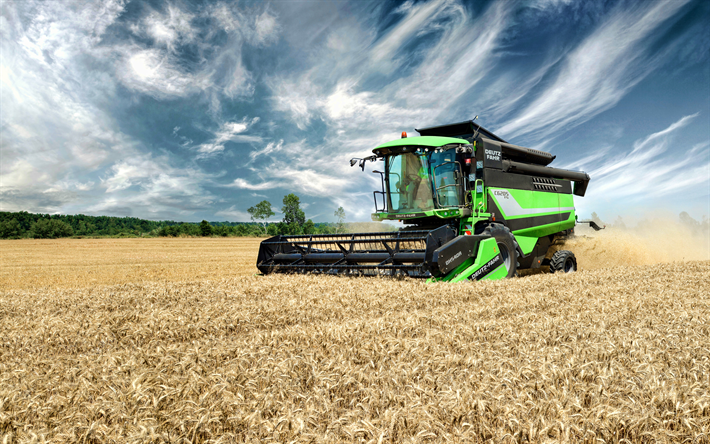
357 155 378 171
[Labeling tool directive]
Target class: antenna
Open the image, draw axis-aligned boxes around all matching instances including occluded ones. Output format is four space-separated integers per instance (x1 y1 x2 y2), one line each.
471 115 481 141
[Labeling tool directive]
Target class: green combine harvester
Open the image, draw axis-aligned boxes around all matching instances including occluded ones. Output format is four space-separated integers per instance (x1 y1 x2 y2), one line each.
257 120 603 282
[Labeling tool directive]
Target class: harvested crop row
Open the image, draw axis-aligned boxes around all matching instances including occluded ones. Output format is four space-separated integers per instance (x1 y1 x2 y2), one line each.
1 261 708 442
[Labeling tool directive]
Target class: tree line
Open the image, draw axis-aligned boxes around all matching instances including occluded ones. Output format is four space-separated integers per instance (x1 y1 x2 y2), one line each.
0 193 347 239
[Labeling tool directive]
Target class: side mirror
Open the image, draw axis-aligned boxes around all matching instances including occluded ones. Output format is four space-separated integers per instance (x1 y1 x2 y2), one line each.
350 156 377 171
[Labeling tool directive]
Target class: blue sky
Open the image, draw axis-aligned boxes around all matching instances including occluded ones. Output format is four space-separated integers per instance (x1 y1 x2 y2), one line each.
1 0 708 223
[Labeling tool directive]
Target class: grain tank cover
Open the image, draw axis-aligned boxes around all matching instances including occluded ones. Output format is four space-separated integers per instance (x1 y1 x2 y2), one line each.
416 120 507 143
479 138 556 166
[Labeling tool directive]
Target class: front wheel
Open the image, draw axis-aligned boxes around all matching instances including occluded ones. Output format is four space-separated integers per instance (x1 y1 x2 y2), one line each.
476 224 519 279
549 250 577 273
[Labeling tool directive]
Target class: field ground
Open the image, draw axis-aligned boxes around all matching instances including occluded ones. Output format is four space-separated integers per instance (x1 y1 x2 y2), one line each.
1 234 709 442
0 238 263 290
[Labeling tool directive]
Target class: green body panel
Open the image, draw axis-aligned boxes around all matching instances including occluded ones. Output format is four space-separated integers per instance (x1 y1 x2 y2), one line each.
373 136 470 152
486 186 577 252
480 262 509 281
488 188 562 219
511 221 565 242
427 238 504 283
515 235 538 255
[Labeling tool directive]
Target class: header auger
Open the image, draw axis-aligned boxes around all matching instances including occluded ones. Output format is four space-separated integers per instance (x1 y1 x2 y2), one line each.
257 119 602 282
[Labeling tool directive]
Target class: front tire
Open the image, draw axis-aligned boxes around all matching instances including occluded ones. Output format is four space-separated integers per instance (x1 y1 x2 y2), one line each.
549 250 577 273
478 224 519 279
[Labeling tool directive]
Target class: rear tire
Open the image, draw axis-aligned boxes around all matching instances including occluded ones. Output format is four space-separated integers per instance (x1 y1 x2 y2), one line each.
478 224 519 279
549 250 577 273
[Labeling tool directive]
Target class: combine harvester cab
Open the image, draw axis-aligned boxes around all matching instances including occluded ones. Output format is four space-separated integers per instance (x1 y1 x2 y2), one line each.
257 119 602 281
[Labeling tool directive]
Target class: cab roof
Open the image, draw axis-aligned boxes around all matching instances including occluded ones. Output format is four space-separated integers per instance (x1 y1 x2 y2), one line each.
372 135 470 154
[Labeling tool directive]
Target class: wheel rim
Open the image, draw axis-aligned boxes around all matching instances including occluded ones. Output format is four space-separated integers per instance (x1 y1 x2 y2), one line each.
564 257 575 273
498 242 511 272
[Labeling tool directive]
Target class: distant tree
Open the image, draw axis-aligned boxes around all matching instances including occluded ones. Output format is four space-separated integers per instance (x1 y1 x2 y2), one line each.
0 218 23 239
334 206 346 233
303 219 316 235
282 194 305 226
266 223 279 236
29 219 73 239
317 224 336 235
199 220 213 236
213 225 230 237
247 200 275 233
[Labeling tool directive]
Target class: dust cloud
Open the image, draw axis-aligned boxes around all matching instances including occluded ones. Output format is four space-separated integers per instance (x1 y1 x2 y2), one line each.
566 218 709 270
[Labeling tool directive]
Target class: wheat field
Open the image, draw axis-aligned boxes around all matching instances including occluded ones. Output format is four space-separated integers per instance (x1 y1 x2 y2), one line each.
1 232 709 443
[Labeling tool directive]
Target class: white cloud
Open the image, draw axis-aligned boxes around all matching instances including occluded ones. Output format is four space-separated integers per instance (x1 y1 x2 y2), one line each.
95 154 217 217
230 178 279 190
144 4 196 49
268 76 318 130
270 165 351 196
119 47 199 98
249 140 284 162
196 117 261 157
530 0 573 10
269 0 509 135
252 11 279 45
103 157 160 192
116 3 280 105
370 0 448 70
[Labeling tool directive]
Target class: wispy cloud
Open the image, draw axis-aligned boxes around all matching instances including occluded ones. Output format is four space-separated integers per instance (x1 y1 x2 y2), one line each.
196 118 261 157
249 140 284 162
369 0 448 71
497 0 693 140
95 154 217 218
229 178 280 191
142 4 197 50
0 0 134 212
578 114 709 215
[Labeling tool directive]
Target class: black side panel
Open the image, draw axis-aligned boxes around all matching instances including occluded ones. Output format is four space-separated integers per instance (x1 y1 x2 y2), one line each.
481 140 503 169
501 160 590 196
424 225 458 267
431 235 483 275
483 168 573 194
257 235 288 266
479 138 556 166
573 179 589 197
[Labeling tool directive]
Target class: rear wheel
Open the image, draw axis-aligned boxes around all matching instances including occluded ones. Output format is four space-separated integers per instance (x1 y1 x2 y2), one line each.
477 224 519 279
549 250 577 273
